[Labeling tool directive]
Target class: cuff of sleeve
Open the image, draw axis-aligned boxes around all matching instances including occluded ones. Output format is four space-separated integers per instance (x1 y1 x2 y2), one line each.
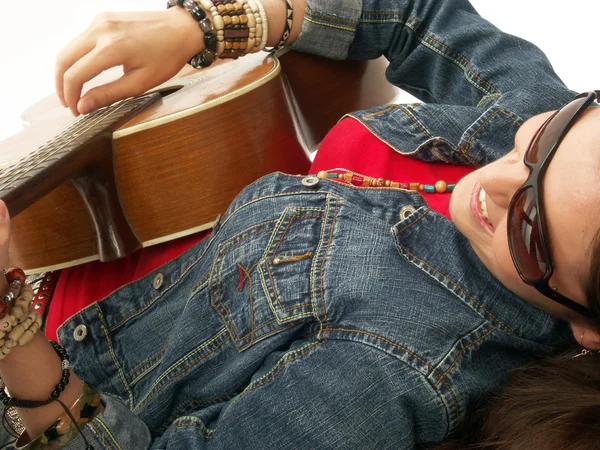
63 394 151 450
291 0 362 59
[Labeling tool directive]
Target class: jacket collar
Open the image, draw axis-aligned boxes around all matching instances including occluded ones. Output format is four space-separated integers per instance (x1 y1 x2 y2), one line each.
393 206 571 347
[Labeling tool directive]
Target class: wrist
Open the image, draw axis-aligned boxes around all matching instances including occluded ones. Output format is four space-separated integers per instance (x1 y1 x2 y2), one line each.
167 4 207 60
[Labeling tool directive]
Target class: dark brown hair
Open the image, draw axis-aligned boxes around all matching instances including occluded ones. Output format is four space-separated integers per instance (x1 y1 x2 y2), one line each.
423 349 600 450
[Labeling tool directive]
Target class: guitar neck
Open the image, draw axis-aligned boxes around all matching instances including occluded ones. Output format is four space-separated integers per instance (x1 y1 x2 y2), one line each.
0 93 160 217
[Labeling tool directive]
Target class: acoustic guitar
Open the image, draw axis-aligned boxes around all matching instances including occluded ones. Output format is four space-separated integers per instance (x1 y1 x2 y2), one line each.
0 50 399 274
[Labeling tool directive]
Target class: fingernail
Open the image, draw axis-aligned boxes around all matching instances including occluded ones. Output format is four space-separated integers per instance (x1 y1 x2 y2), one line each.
78 98 95 115
0 202 8 222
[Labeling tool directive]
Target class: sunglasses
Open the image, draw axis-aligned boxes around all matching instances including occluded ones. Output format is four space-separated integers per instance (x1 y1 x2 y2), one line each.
507 90 600 318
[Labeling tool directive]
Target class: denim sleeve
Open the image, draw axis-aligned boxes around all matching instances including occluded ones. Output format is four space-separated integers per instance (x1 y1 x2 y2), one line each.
62 394 151 450
292 0 576 166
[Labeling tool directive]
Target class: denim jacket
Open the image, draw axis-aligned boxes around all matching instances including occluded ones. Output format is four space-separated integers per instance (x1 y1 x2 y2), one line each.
14 1 579 449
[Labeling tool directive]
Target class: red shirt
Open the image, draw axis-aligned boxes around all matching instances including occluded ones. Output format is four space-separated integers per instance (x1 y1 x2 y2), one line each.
46 117 473 340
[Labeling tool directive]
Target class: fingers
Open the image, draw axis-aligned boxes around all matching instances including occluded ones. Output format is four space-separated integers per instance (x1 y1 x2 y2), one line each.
0 202 11 295
77 69 148 115
62 46 137 116
55 33 96 109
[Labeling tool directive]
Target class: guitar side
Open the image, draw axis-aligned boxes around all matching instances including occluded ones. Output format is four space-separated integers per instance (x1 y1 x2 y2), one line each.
5 52 398 273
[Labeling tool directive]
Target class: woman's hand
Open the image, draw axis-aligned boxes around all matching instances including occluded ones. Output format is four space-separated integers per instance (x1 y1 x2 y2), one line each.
55 8 204 116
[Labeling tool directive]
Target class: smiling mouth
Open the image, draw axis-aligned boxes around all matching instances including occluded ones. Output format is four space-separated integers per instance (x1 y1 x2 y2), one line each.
471 182 495 233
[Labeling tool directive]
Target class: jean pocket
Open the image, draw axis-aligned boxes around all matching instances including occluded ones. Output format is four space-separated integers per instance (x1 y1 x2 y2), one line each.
210 205 327 350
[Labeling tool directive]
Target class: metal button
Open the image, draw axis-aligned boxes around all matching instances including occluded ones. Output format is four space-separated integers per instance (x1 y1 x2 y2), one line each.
153 273 165 290
399 205 417 221
301 176 319 187
73 324 88 342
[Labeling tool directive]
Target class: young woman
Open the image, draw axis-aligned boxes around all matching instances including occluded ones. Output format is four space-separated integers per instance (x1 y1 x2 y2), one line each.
0 0 598 448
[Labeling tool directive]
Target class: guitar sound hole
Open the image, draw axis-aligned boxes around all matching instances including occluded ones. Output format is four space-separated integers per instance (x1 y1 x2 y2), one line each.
152 86 183 99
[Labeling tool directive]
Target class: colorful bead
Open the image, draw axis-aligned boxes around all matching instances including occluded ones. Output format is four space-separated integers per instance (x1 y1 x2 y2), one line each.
309 172 455 195
5 268 25 285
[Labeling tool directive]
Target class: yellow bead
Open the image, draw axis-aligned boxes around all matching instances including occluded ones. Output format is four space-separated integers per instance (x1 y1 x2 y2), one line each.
317 171 329 179
435 180 448 193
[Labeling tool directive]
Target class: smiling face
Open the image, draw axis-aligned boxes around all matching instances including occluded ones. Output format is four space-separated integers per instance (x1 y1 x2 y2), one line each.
450 107 600 327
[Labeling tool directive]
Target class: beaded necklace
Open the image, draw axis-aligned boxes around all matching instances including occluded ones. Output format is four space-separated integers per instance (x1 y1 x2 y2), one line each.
312 169 457 193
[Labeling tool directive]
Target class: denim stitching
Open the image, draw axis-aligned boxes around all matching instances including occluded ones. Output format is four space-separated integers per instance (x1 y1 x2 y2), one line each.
126 345 167 384
191 269 211 294
88 422 114 450
173 418 216 439
396 209 430 233
364 104 398 118
264 212 320 313
90 418 122 450
434 327 496 388
359 12 498 96
191 277 210 296
159 389 244 433
310 196 333 337
460 108 523 154
476 93 502 108
134 329 229 413
93 304 134 408
318 196 339 334
305 9 358 26
328 327 461 423
224 339 326 414
214 209 325 346
212 226 277 341
349 113 473 165
396 241 515 335
106 239 216 333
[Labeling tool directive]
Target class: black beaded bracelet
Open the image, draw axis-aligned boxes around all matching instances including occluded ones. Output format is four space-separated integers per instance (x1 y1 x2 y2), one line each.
0 341 70 409
168 0 218 68
264 0 293 53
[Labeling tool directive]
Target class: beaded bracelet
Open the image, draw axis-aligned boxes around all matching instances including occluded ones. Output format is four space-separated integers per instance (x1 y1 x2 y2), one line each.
263 0 292 53
0 341 70 408
15 384 103 450
0 270 41 360
168 0 218 68
208 0 251 59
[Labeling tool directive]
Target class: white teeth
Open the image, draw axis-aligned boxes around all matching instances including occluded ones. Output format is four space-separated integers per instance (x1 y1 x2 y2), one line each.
479 188 493 225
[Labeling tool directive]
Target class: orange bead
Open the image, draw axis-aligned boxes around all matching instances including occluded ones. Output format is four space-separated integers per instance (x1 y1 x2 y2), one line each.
435 180 448 193
419 184 424 191
410 183 419 190
317 171 329 179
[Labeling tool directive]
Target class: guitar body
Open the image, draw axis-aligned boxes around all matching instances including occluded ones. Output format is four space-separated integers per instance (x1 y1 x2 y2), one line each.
2 51 398 273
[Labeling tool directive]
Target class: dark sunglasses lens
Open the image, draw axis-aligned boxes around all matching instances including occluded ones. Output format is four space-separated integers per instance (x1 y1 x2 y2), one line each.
526 95 590 164
508 187 548 281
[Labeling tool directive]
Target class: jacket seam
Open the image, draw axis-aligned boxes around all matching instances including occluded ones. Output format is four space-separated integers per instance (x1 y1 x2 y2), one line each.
359 11 498 97
434 327 496 388
396 239 515 336
95 304 135 408
460 108 523 154
326 328 457 428
134 329 230 413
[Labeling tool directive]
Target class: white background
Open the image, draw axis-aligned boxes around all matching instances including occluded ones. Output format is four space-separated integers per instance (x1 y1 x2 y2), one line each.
0 1 598 141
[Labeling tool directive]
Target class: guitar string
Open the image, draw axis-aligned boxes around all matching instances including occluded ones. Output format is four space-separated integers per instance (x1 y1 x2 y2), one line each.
0 97 144 191
1 97 137 181
0 100 130 185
